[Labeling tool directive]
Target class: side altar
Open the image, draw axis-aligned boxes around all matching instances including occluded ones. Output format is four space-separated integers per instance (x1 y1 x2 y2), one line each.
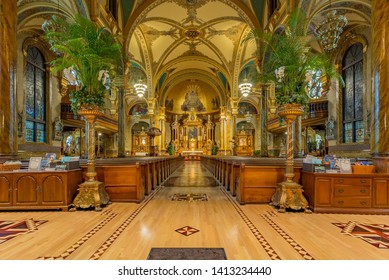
171 108 215 160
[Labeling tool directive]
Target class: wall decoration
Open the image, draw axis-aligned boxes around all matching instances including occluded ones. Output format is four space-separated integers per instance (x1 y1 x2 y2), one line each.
238 102 257 115
130 103 148 115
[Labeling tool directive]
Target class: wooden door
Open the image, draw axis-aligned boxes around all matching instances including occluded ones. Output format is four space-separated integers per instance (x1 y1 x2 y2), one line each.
40 173 65 206
13 173 39 206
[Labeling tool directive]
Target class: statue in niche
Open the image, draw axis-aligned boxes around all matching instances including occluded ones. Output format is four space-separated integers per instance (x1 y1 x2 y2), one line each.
181 85 205 112
326 117 336 140
211 97 220 110
165 98 174 111
53 117 64 141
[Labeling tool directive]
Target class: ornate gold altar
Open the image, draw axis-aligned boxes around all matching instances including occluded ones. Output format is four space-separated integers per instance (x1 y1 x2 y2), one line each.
132 127 150 155
236 127 253 156
171 109 215 158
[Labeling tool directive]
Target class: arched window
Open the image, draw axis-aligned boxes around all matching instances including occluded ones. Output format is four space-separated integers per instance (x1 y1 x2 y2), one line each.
342 43 364 143
26 46 46 143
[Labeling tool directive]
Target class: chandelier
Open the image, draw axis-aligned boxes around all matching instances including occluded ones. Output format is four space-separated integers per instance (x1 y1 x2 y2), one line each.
239 79 252 97
134 82 147 98
316 9 347 52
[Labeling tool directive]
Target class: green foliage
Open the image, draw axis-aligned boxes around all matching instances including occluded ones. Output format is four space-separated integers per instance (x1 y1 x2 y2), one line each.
244 9 342 107
212 145 219 155
42 14 122 112
253 150 261 157
167 143 174 156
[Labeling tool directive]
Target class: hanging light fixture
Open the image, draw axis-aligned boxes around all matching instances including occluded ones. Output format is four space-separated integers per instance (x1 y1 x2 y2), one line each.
239 79 252 97
134 82 147 98
316 6 347 52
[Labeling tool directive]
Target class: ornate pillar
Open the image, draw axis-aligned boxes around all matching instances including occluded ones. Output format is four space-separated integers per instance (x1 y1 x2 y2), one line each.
117 87 125 157
226 114 231 155
0 0 17 162
160 107 166 152
294 116 302 157
220 106 226 153
260 85 269 157
255 114 261 151
371 0 389 173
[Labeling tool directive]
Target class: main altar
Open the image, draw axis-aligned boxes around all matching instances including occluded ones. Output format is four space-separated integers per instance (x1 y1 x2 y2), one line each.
171 108 215 160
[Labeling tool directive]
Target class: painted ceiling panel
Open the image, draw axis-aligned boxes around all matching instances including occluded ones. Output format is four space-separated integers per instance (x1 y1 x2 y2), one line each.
163 44 190 67
129 36 143 63
242 41 257 63
151 36 178 63
195 44 223 65
203 34 234 64
145 2 187 21
196 1 239 22
171 60 216 75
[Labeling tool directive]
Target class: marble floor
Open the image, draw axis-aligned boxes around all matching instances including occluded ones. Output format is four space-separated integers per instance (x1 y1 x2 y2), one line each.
1 161 389 260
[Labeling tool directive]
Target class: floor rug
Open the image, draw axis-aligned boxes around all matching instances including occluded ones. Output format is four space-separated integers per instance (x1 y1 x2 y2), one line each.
0 219 47 244
334 221 389 249
147 248 227 260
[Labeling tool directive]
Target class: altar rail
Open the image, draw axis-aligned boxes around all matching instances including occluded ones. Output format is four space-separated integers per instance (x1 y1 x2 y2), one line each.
80 156 183 202
202 156 302 204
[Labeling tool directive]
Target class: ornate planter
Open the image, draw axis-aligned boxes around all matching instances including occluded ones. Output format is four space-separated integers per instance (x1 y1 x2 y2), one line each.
271 103 310 213
72 106 110 211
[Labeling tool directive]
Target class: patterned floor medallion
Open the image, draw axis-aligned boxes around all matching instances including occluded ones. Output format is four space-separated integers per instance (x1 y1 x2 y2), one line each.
175 226 200 236
0 219 47 244
171 193 208 202
334 221 389 249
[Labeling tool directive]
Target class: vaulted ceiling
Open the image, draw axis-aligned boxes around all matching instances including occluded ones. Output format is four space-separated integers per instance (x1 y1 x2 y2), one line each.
16 0 372 114
123 0 261 109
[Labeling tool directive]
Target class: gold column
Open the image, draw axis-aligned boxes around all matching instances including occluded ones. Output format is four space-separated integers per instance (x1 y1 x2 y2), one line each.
160 107 166 152
220 106 226 153
372 0 389 172
0 0 17 162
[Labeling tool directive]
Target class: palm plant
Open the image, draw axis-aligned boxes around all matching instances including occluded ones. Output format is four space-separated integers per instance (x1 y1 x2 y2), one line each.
244 9 340 107
42 14 122 112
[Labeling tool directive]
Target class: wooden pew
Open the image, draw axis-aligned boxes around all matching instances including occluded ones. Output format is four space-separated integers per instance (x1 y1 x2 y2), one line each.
80 156 182 202
201 155 303 204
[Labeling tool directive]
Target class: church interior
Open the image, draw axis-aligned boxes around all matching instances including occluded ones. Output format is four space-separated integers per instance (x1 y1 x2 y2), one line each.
1 0 389 260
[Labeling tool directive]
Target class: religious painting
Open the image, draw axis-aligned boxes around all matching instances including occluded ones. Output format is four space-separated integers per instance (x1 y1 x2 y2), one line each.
130 102 148 115
188 127 197 139
238 102 257 115
211 97 220 110
181 85 205 112
165 98 174 111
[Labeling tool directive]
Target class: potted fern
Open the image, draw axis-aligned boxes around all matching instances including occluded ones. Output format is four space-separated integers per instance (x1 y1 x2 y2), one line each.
42 14 122 113
244 9 340 213
43 14 122 210
245 9 339 109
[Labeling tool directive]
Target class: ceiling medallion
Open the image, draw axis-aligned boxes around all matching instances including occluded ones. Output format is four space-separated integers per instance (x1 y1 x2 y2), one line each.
182 28 203 40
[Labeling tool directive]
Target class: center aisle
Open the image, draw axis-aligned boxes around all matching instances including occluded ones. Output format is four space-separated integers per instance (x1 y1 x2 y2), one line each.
99 161 268 260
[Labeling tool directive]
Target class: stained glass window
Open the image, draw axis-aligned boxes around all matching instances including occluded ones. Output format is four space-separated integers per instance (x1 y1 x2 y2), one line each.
306 69 324 99
25 46 46 143
342 43 364 143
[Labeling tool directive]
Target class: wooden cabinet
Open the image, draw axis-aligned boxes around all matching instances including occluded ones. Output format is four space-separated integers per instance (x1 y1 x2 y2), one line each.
0 173 13 207
0 170 82 211
302 172 389 214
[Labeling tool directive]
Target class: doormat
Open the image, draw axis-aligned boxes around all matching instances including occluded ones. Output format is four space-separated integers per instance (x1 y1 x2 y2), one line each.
171 193 208 202
0 219 47 244
333 221 389 249
147 248 227 260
